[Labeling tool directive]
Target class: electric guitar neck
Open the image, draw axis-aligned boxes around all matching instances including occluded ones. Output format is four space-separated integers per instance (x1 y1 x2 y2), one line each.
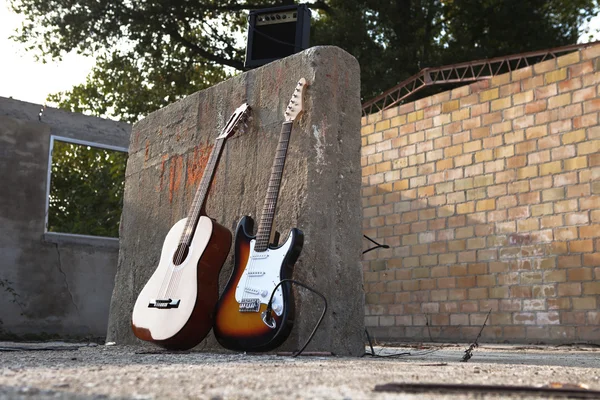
214 79 308 352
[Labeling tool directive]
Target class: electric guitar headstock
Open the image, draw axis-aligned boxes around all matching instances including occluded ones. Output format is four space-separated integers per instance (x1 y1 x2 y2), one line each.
217 103 251 140
284 78 307 122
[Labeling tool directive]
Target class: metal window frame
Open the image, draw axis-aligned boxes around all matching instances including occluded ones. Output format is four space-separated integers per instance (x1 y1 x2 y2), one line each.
44 135 128 240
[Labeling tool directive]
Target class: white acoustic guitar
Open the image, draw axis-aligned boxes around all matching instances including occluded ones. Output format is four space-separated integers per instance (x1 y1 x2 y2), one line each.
131 103 250 350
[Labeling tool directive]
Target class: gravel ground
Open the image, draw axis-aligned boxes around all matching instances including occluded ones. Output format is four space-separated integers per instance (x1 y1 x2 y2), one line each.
0 342 599 399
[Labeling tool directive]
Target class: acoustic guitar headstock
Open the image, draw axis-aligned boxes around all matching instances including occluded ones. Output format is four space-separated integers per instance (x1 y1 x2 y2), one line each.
284 78 307 122
217 103 252 139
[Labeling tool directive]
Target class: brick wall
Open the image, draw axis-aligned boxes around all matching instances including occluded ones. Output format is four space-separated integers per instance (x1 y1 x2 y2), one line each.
361 45 600 344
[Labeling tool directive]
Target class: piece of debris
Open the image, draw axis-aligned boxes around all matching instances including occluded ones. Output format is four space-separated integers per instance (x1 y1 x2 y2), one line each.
374 382 600 398
277 351 333 357
0 342 82 352
462 309 491 362
545 383 590 390
135 350 191 355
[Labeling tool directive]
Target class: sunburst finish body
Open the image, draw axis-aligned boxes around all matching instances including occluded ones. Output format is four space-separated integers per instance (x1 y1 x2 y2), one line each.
214 216 303 351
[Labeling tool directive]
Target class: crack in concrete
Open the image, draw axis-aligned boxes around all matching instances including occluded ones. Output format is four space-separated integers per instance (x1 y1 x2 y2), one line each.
54 243 93 337
53 243 80 315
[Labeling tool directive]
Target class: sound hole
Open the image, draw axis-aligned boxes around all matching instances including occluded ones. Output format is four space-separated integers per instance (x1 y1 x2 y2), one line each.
173 243 190 265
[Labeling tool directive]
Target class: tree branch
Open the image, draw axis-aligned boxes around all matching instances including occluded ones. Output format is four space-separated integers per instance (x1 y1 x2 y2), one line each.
164 26 245 70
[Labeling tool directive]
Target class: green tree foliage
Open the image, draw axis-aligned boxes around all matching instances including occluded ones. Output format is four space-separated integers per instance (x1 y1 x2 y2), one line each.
48 141 127 237
312 0 599 101
10 0 599 120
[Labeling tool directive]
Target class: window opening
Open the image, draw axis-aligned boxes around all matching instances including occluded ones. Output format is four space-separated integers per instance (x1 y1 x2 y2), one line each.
45 136 128 238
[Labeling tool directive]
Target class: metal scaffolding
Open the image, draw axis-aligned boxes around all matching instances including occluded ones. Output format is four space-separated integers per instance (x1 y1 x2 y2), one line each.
362 41 600 116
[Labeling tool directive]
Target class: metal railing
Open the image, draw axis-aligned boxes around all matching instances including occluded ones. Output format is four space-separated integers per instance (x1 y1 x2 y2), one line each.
362 41 600 116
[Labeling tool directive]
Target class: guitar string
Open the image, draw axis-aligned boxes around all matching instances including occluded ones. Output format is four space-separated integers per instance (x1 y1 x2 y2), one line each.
168 134 227 299
241 132 280 304
241 124 291 310
163 147 213 298
157 138 222 301
240 128 283 305
166 138 223 299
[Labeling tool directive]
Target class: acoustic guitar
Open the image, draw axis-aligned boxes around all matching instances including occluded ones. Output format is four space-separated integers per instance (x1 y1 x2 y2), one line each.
214 79 307 351
131 103 251 350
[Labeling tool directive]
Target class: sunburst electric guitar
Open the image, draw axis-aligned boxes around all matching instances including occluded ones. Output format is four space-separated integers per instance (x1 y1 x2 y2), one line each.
131 103 251 350
214 79 307 352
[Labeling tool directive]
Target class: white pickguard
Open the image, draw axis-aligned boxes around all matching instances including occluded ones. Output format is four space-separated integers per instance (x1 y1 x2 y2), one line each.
234 233 294 316
132 217 213 341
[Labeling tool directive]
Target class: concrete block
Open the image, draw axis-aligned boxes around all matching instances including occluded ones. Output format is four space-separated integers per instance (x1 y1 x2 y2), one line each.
106 46 365 356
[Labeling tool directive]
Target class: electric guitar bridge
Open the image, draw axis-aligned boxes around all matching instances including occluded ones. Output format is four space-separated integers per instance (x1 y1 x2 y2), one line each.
239 298 260 312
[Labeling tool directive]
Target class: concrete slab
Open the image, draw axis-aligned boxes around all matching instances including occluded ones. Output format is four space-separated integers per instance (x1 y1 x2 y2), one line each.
0 344 598 399
107 46 364 356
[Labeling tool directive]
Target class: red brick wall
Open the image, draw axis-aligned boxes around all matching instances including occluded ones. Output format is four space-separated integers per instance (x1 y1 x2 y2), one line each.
361 46 600 343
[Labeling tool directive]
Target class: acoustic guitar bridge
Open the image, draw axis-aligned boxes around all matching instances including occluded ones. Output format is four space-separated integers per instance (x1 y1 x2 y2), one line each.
148 299 181 309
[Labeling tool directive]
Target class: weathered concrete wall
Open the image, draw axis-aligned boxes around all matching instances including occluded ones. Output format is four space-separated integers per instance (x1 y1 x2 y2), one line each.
107 46 364 355
360 45 600 344
0 97 130 338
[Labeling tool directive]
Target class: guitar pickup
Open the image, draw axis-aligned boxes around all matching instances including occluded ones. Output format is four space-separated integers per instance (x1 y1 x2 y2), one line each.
148 299 181 309
239 298 260 313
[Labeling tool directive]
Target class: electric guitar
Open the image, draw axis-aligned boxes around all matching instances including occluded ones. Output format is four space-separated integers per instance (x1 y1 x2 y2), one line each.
131 103 251 350
213 78 307 352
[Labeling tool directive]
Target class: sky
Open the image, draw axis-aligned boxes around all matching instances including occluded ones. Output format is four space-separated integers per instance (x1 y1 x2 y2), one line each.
0 0 96 105
1 0 600 106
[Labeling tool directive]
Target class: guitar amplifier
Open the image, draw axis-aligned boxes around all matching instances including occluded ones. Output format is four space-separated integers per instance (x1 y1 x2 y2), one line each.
244 4 311 69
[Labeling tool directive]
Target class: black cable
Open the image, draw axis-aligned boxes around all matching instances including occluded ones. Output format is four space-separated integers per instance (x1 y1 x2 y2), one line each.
363 329 439 358
365 328 375 356
362 235 390 255
265 279 327 357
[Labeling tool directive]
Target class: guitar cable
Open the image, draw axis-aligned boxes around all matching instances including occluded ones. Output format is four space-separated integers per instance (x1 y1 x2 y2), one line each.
264 279 328 357
363 328 441 358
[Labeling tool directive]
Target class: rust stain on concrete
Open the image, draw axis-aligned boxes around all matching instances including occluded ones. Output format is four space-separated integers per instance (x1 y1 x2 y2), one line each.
186 144 214 188
144 140 150 164
169 155 184 203
133 131 141 151
157 154 169 192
